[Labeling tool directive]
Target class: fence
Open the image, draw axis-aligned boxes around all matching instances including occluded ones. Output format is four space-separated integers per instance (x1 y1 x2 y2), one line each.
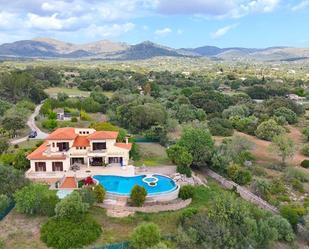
92 241 130 249
0 202 15 221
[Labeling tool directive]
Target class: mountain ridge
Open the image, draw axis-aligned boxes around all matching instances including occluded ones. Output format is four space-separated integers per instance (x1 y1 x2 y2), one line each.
0 38 308 61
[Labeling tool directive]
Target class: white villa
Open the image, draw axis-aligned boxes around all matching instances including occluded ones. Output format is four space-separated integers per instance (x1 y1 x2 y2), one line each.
26 127 132 180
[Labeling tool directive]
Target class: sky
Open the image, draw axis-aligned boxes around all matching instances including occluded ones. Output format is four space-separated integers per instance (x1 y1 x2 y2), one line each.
0 0 308 48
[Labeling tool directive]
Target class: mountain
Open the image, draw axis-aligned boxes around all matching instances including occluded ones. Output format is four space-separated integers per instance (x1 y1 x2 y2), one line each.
0 38 309 61
109 41 184 60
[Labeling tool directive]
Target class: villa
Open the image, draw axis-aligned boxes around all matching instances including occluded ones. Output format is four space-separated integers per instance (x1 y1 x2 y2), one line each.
26 127 133 180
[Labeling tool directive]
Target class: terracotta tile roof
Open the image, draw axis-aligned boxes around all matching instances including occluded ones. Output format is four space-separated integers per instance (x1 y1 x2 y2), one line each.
47 127 77 140
115 143 132 150
72 136 90 147
59 177 77 189
87 131 118 140
27 142 66 160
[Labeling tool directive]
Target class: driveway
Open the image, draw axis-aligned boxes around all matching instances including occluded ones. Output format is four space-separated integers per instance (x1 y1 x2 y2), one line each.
10 103 49 145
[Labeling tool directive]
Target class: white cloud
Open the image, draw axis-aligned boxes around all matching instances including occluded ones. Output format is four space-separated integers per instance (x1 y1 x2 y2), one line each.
0 11 23 30
291 0 309 11
211 23 238 39
26 13 79 31
84 23 135 38
154 27 172 36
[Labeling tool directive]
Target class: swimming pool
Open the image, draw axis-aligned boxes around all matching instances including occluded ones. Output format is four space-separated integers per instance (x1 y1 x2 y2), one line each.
93 174 177 196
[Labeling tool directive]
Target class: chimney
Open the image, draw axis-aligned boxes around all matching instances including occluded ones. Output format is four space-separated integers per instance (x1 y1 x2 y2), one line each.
125 137 129 144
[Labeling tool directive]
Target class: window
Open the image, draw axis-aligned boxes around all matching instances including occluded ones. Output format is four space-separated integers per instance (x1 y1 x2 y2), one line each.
35 162 46 172
93 142 106 150
52 162 63 171
52 142 55 147
57 142 69 152
86 131 89 134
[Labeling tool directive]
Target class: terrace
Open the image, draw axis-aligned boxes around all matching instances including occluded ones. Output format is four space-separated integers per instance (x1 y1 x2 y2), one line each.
25 164 135 180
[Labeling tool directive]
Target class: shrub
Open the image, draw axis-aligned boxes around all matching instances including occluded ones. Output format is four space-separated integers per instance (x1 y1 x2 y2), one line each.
252 179 271 201
274 107 297 124
267 215 295 242
130 185 147 207
94 184 106 203
84 176 94 186
301 144 309 157
80 110 91 121
176 165 192 177
255 119 285 141
0 194 10 212
291 179 304 193
79 188 96 206
179 208 198 224
55 191 89 221
147 242 171 249
167 144 192 167
42 119 57 130
71 117 78 122
301 160 309 168
14 183 59 216
280 205 301 230
131 223 161 249
285 167 309 183
179 185 194 200
40 216 102 249
227 164 252 185
208 118 234 137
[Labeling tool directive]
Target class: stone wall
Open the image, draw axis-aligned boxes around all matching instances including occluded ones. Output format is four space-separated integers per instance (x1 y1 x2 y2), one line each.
205 169 279 214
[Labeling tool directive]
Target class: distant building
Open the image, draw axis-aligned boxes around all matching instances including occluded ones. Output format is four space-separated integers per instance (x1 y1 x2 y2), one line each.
55 108 73 121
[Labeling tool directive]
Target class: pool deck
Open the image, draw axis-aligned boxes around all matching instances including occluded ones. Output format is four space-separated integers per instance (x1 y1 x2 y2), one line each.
26 165 135 183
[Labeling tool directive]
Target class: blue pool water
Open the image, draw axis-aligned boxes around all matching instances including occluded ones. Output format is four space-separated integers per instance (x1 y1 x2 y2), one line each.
93 175 177 196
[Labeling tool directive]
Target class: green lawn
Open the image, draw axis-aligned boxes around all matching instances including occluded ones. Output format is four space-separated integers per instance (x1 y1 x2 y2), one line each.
133 143 173 167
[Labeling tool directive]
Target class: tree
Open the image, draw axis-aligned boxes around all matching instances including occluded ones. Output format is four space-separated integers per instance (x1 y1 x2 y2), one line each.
178 192 281 249
166 144 193 167
93 184 106 203
0 137 9 154
255 119 285 141
13 150 30 170
0 165 29 197
55 191 89 221
0 194 10 212
131 223 161 249
269 135 295 165
14 183 59 216
130 185 147 207
2 114 25 137
178 127 214 167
